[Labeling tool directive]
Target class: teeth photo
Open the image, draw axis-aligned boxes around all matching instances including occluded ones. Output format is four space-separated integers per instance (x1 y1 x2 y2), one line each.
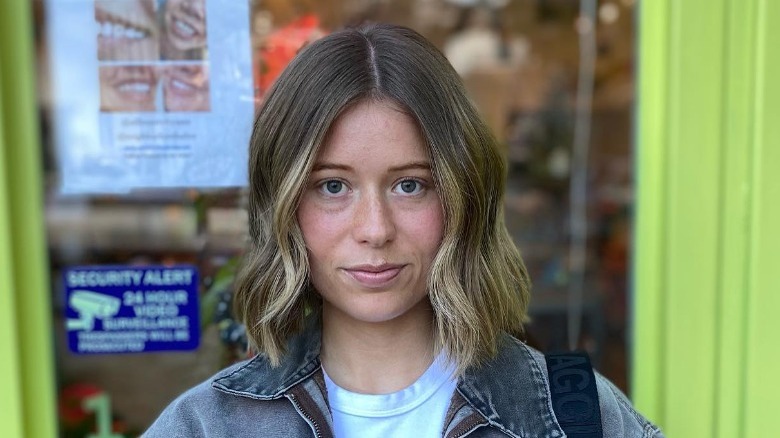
95 0 159 61
160 0 208 60
162 64 210 112
99 65 159 112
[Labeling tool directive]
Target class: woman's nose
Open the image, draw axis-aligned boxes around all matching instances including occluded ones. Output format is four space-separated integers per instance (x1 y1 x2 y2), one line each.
351 192 396 247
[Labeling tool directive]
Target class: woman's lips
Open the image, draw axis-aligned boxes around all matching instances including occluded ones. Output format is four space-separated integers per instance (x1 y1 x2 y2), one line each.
164 75 201 98
342 265 405 288
170 11 204 41
95 8 153 41
172 17 198 38
98 21 150 40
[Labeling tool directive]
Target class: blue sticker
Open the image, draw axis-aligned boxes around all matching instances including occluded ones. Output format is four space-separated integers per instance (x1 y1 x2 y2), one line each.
64 265 200 354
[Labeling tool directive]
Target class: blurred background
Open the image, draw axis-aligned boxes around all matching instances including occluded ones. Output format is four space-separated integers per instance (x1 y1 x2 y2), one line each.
1 0 778 437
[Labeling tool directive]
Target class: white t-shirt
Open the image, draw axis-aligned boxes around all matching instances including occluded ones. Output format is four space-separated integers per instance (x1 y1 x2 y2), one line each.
323 354 458 438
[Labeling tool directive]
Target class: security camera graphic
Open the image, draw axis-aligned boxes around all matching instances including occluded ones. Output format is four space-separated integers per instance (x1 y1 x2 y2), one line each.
67 290 121 332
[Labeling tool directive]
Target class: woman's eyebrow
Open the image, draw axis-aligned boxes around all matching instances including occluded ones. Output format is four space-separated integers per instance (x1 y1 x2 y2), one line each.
311 163 353 172
311 161 431 172
387 161 431 172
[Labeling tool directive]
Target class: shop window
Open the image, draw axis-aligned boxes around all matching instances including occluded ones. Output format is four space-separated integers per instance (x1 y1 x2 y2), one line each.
34 0 637 434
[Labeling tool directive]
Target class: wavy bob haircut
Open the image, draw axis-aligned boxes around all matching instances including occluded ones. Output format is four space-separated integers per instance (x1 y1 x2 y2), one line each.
235 23 531 374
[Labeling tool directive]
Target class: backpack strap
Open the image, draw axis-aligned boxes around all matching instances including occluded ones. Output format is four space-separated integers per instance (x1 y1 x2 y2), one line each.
545 351 603 438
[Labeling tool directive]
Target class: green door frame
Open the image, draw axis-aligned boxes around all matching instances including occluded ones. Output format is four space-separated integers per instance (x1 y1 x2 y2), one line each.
0 1 57 437
633 0 780 436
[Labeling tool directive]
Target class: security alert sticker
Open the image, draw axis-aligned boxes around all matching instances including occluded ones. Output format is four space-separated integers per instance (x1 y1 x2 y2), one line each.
64 265 199 354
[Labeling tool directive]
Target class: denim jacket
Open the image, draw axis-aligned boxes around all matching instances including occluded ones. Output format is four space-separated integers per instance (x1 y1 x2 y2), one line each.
144 318 663 438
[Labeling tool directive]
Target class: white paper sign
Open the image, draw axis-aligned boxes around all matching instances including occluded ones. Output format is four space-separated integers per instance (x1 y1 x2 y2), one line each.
46 0 253 194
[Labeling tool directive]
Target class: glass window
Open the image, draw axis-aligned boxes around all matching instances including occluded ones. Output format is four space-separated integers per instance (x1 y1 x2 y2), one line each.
35 0 637 434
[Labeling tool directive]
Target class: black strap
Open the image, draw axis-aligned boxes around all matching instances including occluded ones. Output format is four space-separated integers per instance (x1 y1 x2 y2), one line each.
545 351 603 438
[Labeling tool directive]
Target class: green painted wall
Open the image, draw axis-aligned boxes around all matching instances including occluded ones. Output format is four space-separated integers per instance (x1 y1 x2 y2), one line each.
0 1 58 437
634 0 780 436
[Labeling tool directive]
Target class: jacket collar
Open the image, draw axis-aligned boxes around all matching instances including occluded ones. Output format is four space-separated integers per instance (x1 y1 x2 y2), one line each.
212 316 562 437
456 334 564 437
212 316 323 400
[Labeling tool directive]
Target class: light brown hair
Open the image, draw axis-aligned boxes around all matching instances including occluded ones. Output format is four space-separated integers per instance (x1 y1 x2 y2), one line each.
235 23 530 374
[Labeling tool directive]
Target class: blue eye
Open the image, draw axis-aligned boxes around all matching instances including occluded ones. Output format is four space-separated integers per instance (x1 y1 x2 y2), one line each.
396 179 423 194
323 180 345 194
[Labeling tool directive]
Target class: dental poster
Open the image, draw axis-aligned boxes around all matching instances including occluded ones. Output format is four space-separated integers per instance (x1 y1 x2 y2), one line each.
46 0 253 194
64 265 200 354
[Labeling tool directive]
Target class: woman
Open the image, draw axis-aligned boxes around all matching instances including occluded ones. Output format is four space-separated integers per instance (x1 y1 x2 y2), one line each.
145 24 662 437
159 0 208 60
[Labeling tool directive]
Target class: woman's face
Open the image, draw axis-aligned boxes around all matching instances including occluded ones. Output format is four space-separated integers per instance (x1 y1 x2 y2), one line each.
297 100 444 326
162 65 210 112
163 0 207 52
95 0 159 61
99 66 158 112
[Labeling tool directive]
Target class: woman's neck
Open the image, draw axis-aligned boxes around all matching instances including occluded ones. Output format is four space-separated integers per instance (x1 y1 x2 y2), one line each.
319 299 436 395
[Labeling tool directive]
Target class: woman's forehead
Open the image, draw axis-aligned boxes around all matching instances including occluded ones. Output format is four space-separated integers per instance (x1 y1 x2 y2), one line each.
313 100 429 166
